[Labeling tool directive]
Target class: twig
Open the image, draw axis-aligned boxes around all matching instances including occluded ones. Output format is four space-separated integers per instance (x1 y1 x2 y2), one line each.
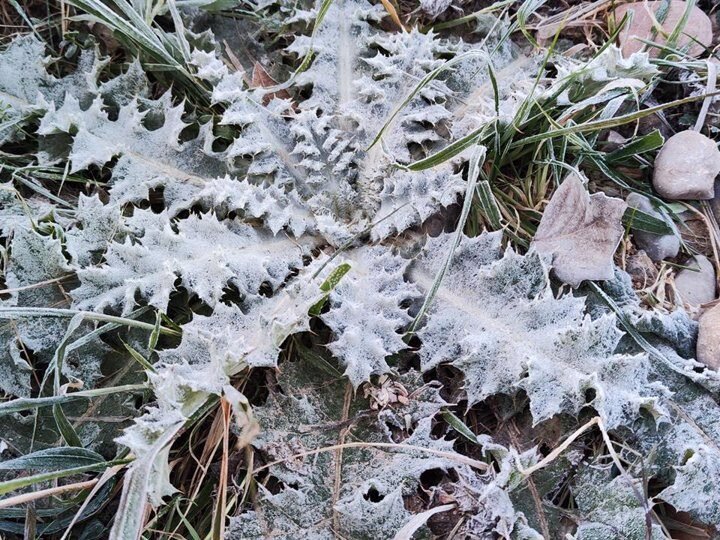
211 397 232 540
254 442 488 474
332 383 353 532
0 479 97 509
518 417 600 476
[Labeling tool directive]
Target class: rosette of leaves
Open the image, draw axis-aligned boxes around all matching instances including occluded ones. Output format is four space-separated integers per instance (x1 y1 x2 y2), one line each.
188 0 525 243
1 1 719 538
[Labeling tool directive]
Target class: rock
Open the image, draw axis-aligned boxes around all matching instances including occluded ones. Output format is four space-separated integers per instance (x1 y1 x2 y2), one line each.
653 130 720 200
675 255 717 306
626 193 680 261
712 180 720 221
697 304 720 369
613 1 713 58
626 250 659 288
604 130 628 152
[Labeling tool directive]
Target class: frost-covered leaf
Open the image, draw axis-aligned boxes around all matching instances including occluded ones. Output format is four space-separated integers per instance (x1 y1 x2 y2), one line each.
166 176 316 236
227 360 493 539
65 194 123 267
532 173 627 287
0 183 59 236
660 445 720 525
591 267 700 351
3 228 71 361
371 167 464 240
412 231 665 428
450 442 542 540
227 358 394 539
73 209 313 314
0 35 147 144
653 383 720 525
161 266 325 370
570 466 664 540
38 92 225 206
321 246 419 387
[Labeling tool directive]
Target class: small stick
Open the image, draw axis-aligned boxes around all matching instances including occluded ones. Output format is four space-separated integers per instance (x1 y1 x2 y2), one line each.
518 417 600 476
254 442 489 474
0 479 97 509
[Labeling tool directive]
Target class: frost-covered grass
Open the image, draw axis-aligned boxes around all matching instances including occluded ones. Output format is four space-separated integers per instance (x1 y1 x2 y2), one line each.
1 0 720 539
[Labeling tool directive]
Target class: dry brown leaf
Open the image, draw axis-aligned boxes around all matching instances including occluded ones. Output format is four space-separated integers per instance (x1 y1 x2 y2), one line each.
251 62 292 105
532 173 627 287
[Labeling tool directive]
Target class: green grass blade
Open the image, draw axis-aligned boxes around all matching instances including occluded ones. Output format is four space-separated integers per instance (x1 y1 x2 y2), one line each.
53 404 84 447
0 460 131 496
0 447 104 471
0 384 146 415
409 143 485 332
623 206 673 235
605 130 664 163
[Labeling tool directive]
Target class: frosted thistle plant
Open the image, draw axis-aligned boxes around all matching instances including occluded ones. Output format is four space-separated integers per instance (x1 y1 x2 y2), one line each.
1 0 720 539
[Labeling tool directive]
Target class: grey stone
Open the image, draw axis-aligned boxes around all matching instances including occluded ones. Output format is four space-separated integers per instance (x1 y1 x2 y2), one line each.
626 250 658 288
675 255 717 306
614 1 713 58
626 192 680 261
698 304 720 370
653 131 720 200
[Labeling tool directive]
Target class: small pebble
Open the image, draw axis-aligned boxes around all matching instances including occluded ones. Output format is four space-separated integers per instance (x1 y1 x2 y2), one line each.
697 304 720 370
613 1 713 58
626 193 680 261
675 255 717 306
626 250 659 288
653 131 720 200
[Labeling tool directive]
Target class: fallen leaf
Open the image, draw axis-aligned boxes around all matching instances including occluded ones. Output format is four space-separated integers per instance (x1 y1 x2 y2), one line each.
251 62 292 105
532 173 627 287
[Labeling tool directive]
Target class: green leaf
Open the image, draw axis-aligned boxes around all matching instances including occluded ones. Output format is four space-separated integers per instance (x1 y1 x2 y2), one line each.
401 129 488 172
309 262 352 316
441 410 480 444
0 447 104 472
475 179 502 230
623 206 673 235
53 403 84 447
605 130 664 163
122 340 156 372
